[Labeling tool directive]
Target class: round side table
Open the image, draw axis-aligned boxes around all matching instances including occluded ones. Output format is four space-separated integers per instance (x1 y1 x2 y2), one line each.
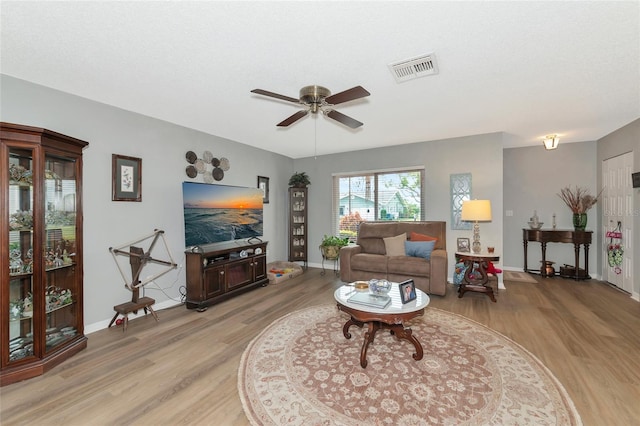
455 251 500 302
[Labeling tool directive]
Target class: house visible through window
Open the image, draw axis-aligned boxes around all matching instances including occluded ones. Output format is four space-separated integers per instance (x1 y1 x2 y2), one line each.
332 168 425 241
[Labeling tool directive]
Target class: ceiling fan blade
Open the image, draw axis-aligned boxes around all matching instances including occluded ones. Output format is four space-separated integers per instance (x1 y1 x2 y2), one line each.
251 89 300 104
326 110 363 129
277 110 309 127
325 86 370 105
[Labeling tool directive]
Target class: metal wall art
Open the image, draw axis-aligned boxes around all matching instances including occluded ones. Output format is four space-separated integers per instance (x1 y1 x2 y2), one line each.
450 173 472 230
185 150 230 182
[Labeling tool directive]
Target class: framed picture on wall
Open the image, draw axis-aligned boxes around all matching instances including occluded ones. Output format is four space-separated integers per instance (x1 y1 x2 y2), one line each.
112 154 142 202
457 237 470 252
258 176 269 204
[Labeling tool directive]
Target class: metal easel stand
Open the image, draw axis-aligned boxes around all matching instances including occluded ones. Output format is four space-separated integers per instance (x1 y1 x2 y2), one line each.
107 229 177 332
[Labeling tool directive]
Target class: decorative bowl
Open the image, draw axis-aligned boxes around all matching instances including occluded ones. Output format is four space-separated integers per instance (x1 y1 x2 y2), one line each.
528 221 543 230
368 279 392 296
353 281 369 291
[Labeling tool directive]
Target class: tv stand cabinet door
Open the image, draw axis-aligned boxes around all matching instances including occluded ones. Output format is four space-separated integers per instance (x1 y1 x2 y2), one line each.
226 259 253 291
204 266 225 299
253 254 267 282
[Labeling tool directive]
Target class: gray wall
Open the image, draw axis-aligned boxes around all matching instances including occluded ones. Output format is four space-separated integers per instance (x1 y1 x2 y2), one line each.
2 74 636 331
597 119 639 297
293 132 505 281
503 142 599 273
1 75 294 330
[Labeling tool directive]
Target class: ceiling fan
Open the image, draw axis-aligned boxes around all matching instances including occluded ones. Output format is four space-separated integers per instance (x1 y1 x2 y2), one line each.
251 85 370 129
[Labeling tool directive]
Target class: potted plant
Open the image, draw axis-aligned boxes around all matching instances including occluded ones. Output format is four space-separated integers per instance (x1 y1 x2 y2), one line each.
320 235 350 260
557 186 602 231
288 171 311 188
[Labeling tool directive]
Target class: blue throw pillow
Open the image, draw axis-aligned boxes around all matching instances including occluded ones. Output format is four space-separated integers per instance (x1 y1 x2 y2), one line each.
405 240 436 260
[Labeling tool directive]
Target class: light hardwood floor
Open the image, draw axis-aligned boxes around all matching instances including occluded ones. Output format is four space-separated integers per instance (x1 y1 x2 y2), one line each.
1 269 639 425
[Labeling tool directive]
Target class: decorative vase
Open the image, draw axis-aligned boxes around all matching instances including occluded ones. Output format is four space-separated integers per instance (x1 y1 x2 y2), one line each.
573 213 587 231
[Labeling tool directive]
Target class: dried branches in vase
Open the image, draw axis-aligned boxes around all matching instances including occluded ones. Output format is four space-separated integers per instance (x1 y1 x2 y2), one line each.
557 186 602 231
557 186 602 214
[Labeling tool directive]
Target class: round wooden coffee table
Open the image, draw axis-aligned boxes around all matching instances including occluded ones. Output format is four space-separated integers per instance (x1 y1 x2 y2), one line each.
334 283 430 368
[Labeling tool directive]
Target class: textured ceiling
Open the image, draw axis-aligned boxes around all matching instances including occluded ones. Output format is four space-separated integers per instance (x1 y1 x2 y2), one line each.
1 1 639 159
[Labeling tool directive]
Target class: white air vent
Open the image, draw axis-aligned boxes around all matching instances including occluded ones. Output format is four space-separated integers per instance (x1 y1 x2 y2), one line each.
388 53 439 83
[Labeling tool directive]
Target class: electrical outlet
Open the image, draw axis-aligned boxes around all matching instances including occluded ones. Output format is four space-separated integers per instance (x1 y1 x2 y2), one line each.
506 210 514 217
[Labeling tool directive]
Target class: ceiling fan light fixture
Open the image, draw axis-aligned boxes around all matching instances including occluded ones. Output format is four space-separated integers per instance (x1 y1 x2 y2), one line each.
252 85 369 128
300 85 331 102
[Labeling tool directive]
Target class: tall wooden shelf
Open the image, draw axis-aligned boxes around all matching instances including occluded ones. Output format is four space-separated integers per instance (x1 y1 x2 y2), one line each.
1 123 89 386
288 187 308 266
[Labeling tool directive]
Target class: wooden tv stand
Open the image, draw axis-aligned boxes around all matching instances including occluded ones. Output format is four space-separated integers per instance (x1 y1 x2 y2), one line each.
185 240 268 311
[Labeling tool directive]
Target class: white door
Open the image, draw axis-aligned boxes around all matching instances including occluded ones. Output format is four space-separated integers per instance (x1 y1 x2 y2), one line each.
602 152 633 293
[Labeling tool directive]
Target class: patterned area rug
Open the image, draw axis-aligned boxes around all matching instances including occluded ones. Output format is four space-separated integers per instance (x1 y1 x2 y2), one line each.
238 305 581 425
503 270 539 283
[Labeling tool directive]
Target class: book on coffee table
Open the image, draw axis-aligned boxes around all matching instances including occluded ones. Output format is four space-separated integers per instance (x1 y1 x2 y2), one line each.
347 292 391 309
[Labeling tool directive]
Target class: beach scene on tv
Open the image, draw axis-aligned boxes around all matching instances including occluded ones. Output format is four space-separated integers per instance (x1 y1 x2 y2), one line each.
182 182 263 247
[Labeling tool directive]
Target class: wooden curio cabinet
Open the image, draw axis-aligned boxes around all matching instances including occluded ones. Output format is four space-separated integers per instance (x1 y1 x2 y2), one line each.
288 187 308 266
1 123 89 386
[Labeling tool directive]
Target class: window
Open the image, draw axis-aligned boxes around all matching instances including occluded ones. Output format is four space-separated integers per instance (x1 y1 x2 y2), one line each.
332 168 425 241
450 173 472 230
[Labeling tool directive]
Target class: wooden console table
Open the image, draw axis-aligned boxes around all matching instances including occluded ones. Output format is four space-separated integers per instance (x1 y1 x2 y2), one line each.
523 229 592 280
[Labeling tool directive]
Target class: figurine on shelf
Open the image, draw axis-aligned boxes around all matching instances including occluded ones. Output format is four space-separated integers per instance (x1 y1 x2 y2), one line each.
23 248 33 273
10 249 23 274
62 249 72 265
23 293 33 318
59 289 73 305
9 300 23 320
9 210 33 230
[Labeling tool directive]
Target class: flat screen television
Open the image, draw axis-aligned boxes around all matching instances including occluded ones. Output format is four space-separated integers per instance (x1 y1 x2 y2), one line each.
182 182 263 247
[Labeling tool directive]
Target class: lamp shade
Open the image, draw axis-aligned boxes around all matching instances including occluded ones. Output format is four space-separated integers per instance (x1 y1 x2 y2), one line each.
461 200 492 221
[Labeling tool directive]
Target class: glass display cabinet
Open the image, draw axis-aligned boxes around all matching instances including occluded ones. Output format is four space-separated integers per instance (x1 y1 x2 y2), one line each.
1 123 89 386
288 187 308 266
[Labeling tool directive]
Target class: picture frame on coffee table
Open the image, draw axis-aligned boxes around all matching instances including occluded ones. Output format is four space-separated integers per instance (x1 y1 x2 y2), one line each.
399 279 416 304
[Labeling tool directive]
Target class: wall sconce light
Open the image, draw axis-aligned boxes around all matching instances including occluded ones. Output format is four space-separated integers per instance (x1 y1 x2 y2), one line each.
543 134 559 150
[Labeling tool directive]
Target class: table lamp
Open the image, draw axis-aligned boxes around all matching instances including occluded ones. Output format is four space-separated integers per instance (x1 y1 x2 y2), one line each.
461 199 492 254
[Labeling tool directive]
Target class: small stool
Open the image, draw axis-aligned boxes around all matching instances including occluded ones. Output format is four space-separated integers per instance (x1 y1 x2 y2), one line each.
108 297 158 332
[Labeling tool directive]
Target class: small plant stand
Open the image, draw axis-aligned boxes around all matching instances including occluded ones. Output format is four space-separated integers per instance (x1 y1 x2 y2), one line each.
320 246 340 276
